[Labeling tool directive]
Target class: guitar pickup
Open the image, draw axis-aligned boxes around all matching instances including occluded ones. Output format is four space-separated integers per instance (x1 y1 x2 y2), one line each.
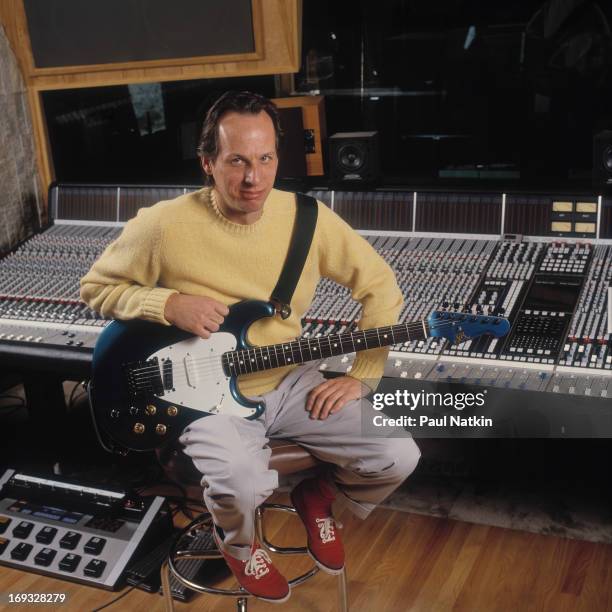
183 353 197 388
125 357 164 397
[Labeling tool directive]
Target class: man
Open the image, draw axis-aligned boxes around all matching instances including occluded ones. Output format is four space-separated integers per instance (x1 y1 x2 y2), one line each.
80 91 420 604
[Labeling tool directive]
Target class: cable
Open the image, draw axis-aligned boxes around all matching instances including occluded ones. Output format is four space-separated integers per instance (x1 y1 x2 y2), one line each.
90 579 142 612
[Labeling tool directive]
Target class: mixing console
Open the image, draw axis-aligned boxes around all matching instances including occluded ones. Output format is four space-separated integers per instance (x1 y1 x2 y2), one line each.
0 184 610 419
561 244 612 370
0 223 119 374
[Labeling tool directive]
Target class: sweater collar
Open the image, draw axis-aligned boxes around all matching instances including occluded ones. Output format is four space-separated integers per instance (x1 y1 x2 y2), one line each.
203 187 268 234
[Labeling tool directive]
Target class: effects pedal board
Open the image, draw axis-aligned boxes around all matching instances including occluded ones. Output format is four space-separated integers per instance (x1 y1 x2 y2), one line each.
0 469 172 590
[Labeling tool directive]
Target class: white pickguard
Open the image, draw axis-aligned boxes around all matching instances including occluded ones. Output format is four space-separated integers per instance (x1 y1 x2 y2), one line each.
147 332 258 418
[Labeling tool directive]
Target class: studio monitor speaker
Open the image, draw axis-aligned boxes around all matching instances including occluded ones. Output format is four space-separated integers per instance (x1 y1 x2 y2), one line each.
329 131 379 185
593 130 612 185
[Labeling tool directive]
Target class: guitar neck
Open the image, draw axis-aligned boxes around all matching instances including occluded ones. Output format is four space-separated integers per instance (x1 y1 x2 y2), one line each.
222 319 431 376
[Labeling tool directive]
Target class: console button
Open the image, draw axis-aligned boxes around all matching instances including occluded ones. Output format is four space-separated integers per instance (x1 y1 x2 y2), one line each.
59 553 81 572
36 526 58 545
34 547 57 567
10 542 33 561
84 536 106 555
59 531 81 550
0 516 11 534
84 558 107 578
12 521 34 539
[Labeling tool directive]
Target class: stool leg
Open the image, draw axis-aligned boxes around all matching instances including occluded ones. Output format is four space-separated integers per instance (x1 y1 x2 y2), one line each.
337 568 349 612
161 560 175 612
237 597 248 611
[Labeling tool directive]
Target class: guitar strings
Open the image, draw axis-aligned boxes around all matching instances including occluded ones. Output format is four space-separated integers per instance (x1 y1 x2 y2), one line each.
126 317 503 389
128 322 503 391
127 318 450 383
128 317 501 387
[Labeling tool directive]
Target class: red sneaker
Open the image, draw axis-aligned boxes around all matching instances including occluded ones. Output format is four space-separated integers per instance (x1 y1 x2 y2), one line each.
290 477 344 574
213 529 290 603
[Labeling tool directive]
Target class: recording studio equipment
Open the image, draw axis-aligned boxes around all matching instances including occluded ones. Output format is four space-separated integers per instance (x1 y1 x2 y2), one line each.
0 223 118 376
0 469 172 590
0 185 189 379
125 527 216 601
1 183 611 440
593 130 612 186
329 132 380 185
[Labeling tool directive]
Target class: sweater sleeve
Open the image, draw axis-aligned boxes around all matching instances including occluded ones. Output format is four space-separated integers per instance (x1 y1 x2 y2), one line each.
316 203 403 390
79 206 178 324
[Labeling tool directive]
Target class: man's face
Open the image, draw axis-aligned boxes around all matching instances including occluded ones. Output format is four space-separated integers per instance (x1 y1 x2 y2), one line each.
202 111 278 224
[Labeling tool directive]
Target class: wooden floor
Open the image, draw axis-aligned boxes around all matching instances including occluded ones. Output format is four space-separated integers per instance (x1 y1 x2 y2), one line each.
2 491 612 612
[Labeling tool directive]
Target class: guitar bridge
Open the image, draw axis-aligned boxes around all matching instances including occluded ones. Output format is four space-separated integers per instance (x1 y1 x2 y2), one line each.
124 357 164 397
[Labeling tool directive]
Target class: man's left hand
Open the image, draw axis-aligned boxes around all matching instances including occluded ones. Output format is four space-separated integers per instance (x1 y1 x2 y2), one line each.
306 376 365 420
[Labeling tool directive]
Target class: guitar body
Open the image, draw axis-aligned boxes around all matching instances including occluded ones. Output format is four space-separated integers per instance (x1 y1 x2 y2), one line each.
90 300 274 452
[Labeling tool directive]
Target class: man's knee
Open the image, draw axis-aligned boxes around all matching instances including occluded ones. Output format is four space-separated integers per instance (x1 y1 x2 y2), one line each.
361 437 421 483
391 436 421 479
206 458 270 502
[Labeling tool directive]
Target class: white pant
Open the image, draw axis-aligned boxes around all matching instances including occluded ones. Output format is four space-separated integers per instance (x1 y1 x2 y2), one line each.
179 361 421 560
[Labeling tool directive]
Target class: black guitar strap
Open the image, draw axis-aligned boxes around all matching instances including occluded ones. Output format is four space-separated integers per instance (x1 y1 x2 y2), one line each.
270 192 318 319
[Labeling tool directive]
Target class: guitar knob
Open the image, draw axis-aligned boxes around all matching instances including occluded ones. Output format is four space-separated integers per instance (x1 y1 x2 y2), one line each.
155 424 167 435
129 406 139 416
110 409 120 419
167 406 178 416
133 423 145 434
145 404 156 416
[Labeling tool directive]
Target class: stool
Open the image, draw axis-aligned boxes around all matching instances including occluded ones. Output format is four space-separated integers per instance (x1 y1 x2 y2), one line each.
157 439 349 611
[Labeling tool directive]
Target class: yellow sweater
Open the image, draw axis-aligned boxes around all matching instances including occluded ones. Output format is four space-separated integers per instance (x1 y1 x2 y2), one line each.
80 187 403 396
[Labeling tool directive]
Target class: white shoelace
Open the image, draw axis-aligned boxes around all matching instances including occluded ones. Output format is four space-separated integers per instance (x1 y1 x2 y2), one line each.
244 548 272 580
316 517 337 543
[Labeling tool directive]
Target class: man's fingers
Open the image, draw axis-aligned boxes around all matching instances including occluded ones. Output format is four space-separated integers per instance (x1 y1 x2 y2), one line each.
306 380 333 411
207 312 225 325
214 302 230 316
309 387 338 419
318 392 346 420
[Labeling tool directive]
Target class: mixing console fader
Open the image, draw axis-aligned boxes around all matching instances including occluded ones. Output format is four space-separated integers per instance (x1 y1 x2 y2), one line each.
561 244 612 370
445 239 543 359
0 223 120 374
305 235 497 357
498 242 590 365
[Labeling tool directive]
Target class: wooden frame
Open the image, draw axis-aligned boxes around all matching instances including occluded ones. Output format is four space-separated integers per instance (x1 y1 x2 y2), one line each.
273 96 326 176
0 0 303 214
21 0 264 76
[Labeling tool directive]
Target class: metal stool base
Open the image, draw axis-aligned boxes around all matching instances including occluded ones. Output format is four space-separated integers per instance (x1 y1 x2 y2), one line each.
162 503 348 611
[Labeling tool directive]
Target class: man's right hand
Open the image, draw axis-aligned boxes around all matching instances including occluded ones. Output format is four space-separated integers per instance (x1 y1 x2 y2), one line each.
164 294 230 339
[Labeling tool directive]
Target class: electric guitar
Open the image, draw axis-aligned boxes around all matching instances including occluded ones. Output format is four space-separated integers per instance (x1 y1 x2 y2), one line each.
90 300 510 453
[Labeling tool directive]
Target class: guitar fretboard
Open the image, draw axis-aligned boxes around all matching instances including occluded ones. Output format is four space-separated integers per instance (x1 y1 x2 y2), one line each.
222 320 430 376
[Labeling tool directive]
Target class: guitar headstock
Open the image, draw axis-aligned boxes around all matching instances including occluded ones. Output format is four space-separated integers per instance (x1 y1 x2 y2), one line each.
427 311 511 344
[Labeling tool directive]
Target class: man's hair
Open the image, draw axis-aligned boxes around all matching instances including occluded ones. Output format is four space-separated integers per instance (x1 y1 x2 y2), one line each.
197 91 282 184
